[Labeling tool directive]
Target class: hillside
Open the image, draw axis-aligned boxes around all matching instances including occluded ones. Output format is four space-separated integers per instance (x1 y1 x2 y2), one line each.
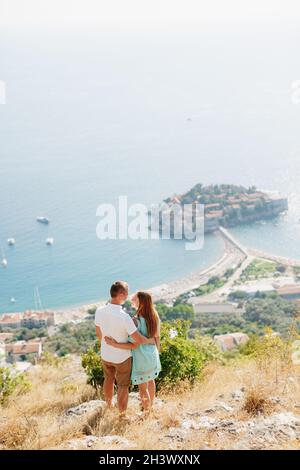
1 349 300 450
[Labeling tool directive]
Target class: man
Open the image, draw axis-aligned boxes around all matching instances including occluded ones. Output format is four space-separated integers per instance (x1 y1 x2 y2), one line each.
95 280 154 417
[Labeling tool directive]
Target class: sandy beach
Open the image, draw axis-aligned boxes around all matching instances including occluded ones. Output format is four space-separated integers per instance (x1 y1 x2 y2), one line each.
50 229 247 324
6 227 299 326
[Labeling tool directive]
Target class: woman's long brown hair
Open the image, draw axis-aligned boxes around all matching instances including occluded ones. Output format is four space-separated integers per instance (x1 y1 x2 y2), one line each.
136 291 159 337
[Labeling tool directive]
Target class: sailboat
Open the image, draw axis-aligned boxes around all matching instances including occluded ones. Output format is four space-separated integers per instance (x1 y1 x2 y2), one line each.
1 242 8 268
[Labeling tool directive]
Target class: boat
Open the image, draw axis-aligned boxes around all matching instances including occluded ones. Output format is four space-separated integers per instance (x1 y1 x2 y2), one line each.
7 238 15 246
1 243 7 267
37 217 50 224
10 297 16 303
46 237 54 246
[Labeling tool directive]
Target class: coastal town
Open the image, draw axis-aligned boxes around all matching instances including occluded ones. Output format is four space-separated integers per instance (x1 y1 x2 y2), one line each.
1 224 300 371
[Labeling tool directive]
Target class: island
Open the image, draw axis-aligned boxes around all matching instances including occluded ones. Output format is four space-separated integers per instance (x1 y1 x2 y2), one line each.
162 184 288 233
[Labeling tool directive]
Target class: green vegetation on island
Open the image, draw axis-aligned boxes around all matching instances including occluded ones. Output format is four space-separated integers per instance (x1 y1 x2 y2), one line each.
163 183 288 233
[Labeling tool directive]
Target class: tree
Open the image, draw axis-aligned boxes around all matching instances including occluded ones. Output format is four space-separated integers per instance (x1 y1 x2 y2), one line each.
156 303 194 322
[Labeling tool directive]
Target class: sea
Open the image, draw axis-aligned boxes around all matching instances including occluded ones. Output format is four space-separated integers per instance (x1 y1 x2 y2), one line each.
1 24 300 313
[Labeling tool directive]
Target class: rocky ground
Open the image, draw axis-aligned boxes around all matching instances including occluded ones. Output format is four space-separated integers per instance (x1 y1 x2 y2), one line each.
1 356 299 450
55 387 300 450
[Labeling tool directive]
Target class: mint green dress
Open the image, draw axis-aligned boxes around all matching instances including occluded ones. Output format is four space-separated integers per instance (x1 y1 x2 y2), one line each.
130 317 161 385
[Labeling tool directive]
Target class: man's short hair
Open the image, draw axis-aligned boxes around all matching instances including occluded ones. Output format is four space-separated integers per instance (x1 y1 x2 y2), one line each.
110 281 129 298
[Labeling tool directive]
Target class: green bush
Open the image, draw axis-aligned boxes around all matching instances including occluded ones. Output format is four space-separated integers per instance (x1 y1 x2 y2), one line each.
82 320 219 392
157 321 220 389
229 290 249 301
243 297 298 336
44 320 97 356
81 343 104 391
88 306 97 316
0 367 31 405
156 303 194 322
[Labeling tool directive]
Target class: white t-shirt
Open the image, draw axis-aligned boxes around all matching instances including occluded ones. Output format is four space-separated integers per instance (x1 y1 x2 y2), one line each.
94 303 137 364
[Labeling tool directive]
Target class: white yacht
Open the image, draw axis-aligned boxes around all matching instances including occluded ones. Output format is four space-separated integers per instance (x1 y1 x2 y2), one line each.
10 297 16 303
1 258 8 268
7 238 15 246
37 217 50 224
46 237 54 246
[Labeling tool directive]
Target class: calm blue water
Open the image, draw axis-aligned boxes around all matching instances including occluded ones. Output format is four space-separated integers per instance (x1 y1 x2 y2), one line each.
1 26 300 313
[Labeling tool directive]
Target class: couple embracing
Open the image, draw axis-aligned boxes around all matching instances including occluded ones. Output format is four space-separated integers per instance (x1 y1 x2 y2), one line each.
95 281 161 419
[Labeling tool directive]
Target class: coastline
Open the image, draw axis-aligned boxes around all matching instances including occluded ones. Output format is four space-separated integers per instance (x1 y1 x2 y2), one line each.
40 228 300 324
3 227 300 326
53 228 247 323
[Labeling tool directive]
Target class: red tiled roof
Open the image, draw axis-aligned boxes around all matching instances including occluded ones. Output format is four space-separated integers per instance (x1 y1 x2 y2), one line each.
6 341 41 355
0 314 21 324
277 285 300 296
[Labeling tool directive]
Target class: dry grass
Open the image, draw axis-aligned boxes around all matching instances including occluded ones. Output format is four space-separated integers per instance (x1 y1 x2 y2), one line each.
1 355 300 450
0 357 97 450
242 387 274 416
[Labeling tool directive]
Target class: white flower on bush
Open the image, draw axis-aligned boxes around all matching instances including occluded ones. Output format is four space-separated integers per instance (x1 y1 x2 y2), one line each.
169 329 178 339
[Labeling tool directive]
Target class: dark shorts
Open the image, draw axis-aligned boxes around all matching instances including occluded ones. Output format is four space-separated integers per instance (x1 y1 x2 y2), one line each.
102 357 132 387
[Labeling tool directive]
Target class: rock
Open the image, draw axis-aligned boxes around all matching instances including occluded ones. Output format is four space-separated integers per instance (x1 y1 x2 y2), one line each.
66 400 106 417
197 416 218 430
215 402 234 412
269 396 281 404
231 390 244 401
166 427 188 441
63 400 106 432
246 412 300 442
63 435 136 450
205 402 234 413
98 435 137 448
64 435 98 450
186 411 203 418
181 419 202 430
128 392 164 408
87 436 97 448
204 408 216 414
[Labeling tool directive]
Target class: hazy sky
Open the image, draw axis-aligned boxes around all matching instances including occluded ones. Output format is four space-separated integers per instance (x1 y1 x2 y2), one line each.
1 0 300 29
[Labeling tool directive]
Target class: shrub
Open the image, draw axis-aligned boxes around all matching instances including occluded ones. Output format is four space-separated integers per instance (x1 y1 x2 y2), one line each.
242 387 274 416
228 290 249 301
0 367 31 405
157 320 204 389
239 329 292 381
243 297 298 336
40 351 65 368
44 320 97 356
81 343 104 391
156 303 194 322
88 306 97 316
82 320 216 392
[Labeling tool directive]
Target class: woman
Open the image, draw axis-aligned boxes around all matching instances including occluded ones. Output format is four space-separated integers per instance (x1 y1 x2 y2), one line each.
105 291 161 415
